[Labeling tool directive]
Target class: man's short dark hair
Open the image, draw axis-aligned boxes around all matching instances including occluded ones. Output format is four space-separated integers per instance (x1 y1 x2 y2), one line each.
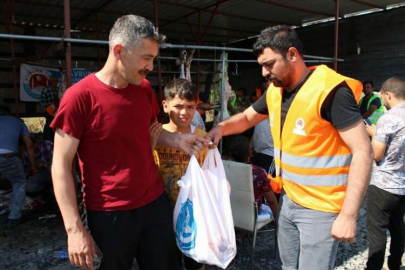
380 77 405 100
164 78 198 102
253 25 303 58
228 135 250 163
0 105 11 115
363 81 374 87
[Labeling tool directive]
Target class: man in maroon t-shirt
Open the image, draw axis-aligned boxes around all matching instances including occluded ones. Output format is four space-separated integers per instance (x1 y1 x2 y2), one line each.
51 15 207 270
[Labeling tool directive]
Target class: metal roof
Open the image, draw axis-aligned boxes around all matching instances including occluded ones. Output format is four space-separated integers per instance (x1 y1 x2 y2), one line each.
9 0 405 45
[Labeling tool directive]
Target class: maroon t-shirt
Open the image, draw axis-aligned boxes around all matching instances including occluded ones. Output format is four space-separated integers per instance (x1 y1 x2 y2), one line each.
51 73 163 211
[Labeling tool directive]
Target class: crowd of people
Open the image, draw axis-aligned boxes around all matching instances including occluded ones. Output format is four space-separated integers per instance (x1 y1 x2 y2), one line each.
0 13 404 270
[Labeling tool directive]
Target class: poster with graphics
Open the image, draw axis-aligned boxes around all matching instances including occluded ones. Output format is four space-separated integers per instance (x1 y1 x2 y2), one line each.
20 64 95 102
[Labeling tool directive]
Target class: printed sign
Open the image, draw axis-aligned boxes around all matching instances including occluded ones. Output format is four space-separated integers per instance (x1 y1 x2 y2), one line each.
20 64 95 102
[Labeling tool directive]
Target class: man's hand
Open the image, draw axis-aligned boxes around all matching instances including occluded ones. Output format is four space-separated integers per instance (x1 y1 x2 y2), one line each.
331 213 357 244
67 228 96 270
205 125 224 149
365 124 376 137
149 121 162 150
178 133 209 157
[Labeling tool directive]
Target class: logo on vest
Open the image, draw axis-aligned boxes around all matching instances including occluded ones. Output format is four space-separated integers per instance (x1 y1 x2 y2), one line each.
293 118 307 136
270 111 275 127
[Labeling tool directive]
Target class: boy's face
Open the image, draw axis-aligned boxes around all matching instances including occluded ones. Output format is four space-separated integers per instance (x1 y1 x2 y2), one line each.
163 95 197 128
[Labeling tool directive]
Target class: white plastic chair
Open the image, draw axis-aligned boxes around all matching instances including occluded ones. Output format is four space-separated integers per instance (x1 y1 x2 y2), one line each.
222 160 275 269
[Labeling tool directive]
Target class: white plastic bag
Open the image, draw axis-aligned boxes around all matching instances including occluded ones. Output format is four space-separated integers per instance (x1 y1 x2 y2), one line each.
174 149 236 269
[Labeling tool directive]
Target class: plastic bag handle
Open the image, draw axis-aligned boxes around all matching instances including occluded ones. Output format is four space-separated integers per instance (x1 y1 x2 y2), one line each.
203 149 227 182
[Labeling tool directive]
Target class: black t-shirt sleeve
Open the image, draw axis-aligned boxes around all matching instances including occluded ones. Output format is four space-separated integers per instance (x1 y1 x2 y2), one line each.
252 91 268 115
321 83 362 129
370 97 382 108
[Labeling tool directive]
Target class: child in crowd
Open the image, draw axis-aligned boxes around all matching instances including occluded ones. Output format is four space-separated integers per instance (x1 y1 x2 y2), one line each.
152 78 207 270
227 135 278 217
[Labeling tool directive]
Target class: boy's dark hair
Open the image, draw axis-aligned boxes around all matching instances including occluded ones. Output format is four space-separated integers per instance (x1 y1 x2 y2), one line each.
0 105 11 116
253 25 303 59
164 78 198 102
363 80 374 87
228 135 250 163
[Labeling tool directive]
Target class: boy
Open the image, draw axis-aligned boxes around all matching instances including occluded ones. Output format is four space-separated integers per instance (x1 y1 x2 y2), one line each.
153 78 207 270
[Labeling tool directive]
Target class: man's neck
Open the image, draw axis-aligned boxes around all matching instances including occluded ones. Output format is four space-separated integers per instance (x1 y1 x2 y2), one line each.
390 99 405 109
284 66 310 92
365 93 374 99
96 54 129 89
163 122 191 134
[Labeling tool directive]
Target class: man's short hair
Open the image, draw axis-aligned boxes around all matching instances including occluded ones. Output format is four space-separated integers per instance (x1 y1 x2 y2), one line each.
380 77 405 100
363 80 374 87
0 105 11 115
164 78 198 102
253 25 303 58
228 135 250 163
109 15 166 51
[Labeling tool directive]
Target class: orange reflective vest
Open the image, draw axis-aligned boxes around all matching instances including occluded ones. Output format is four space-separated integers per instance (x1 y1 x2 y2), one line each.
267 65 363 213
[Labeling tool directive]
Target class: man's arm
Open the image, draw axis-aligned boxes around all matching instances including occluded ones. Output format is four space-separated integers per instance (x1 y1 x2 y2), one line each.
22 135 37 175
371 140 386 162
205 106 268 147
331 120 373 243
157 129 209 156
365 124 387 162
52 129 96 269
362 97 382 119
362 105 378 119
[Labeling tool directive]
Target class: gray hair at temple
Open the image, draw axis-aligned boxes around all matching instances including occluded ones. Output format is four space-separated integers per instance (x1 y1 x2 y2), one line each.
108 15 166 51
380 77 405 100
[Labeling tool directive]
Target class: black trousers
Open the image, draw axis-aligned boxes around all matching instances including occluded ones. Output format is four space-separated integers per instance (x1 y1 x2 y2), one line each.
87 193 181 270
366 185 405 270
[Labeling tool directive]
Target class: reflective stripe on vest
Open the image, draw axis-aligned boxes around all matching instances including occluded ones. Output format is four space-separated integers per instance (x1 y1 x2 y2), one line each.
282 152 352 168
281 169 348 186
273 147 351 169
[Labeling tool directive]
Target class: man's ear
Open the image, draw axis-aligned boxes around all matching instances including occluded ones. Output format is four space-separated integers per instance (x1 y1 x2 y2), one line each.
287 47 299 61
162 100 168 113
113 44 123 58
387 92 393 101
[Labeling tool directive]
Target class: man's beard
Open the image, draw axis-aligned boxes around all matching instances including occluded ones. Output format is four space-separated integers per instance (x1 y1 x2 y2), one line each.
269 65 294 88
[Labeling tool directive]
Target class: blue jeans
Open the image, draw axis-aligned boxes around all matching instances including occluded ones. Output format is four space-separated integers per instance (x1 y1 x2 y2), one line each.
277 192 339 270
0 156 26 220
